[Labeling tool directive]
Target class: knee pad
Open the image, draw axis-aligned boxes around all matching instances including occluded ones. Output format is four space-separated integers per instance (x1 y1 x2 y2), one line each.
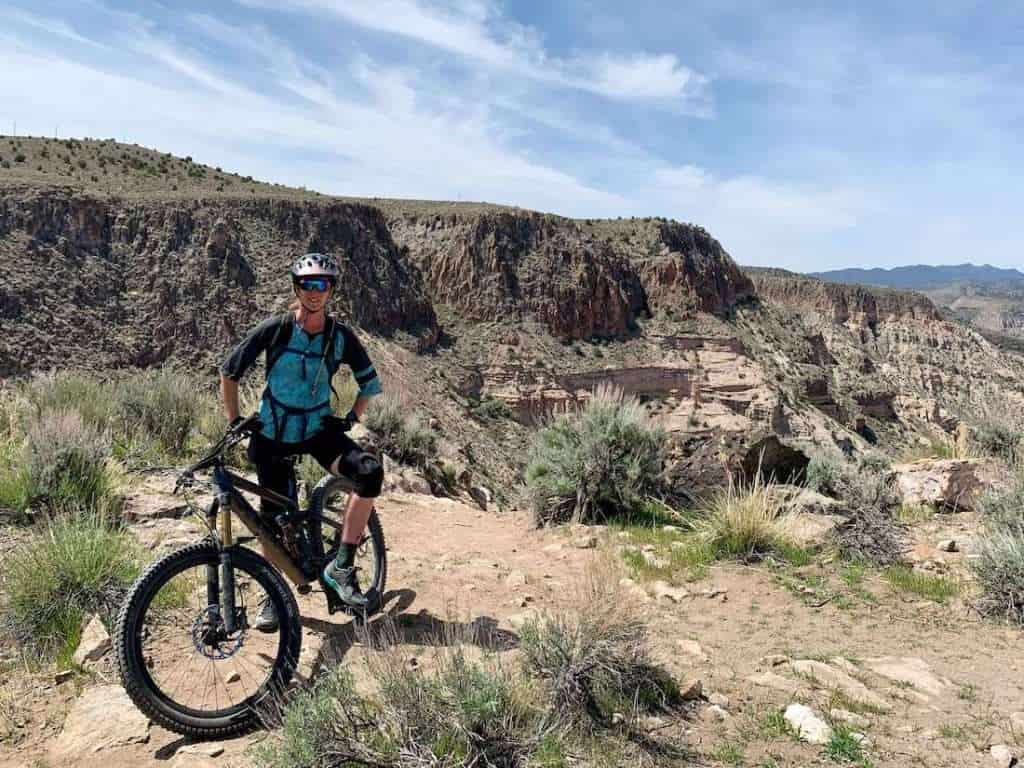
355 453 384 498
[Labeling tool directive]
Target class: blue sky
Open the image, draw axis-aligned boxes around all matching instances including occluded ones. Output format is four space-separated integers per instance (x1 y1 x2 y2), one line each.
1 1 1021 270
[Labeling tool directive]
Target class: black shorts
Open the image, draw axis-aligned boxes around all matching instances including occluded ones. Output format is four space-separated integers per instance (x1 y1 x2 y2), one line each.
247 427 383 501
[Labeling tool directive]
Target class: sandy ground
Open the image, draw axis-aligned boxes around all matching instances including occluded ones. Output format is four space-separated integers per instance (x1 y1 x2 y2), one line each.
2 490 1023 767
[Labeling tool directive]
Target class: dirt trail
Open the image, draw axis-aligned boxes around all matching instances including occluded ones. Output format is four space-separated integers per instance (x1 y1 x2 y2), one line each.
3 491 1024 767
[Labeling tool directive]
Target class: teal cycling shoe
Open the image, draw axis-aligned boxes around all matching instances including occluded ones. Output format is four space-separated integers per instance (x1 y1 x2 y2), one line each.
322 561 369 609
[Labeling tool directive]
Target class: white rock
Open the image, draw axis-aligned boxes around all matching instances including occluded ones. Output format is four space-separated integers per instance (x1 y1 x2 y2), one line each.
180 743 225 757
704 704 730 722
747 671 802 696
866 657 953 699
1010 711 1024 731
72 615 111 666
784 703 833 745
990 744 1015 768
506 569 529 589
50 685 150 762
708 692 730 709
571 534 598 549
937 539 958 552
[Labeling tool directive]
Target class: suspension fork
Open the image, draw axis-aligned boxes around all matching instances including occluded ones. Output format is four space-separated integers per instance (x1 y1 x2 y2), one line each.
218 491 238 633
205 498 221 611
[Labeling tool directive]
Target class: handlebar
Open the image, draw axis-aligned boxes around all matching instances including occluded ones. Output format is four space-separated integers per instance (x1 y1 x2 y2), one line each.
175 414 263 491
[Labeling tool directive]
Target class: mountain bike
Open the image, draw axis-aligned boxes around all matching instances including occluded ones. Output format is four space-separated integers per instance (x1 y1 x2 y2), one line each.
114 414 387 739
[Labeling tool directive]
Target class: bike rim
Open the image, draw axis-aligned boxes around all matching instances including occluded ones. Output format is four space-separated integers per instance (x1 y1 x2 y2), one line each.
129 552 290 718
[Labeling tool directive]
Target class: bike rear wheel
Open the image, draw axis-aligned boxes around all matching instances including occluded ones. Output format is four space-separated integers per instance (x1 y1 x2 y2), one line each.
115 541 302 739
310 475 387 598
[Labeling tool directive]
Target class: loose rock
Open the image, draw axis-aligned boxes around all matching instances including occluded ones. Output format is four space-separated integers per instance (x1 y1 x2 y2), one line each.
651 580 689 603
50 685 150 762
708 692 730 709
937 539 958 553
784 703 833 745
990 744 1016 768
72 615 111 666
679 678 703 701
571 534 598 549
830 708 870 729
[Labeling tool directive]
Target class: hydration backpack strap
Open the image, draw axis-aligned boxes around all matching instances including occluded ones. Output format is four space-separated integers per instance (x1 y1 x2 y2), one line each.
265 312 296 374
264 389 332 442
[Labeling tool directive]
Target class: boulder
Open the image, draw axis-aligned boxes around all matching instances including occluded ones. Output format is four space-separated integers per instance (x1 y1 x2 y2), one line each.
49 685 150 762
865 656 952 699
72 615 111 666
892 458 988 511
788 659 890 711
990 745 1016 768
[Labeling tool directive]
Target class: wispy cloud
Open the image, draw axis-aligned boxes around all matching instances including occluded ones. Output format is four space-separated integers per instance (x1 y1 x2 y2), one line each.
236 0 708 107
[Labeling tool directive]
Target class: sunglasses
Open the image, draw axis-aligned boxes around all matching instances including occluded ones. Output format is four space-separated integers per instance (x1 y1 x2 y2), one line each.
296 277 333 293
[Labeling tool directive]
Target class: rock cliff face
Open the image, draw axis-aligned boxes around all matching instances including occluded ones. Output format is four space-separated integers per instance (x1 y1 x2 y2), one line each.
631 222 755 316
748 268 939 326
386 211 754 341
0 187 438 373
387 210 647 340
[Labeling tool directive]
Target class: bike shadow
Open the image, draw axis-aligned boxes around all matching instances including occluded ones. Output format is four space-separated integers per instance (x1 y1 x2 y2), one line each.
299 587 519 683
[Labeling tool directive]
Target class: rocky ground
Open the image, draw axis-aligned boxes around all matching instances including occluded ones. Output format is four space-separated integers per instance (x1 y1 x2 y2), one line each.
2 467 1023 768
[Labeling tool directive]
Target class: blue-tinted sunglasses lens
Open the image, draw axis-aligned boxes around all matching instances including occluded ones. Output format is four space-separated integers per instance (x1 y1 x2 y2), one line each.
299 278 330 292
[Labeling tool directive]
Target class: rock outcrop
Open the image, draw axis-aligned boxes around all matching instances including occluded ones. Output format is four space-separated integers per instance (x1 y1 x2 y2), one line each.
749 268 940 326
0 188 439 371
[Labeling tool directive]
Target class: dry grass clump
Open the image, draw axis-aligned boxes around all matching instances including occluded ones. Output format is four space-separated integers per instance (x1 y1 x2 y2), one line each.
526 384 666 527
518 558 680 729
689 475 798 562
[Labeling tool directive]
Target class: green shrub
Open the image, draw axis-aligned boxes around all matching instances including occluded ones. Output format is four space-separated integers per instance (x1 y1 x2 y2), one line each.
977 472 1024 530
364 394 437 469
2 512 140 663
472 396 513 422
20 373 116 433
526 385 665 526
970 522 1024 623
971 420 1023 463
813 452 904 565
116 369 205 459
883 565 959 603
256 641 540 768
806 452 844 496
22 411 121 516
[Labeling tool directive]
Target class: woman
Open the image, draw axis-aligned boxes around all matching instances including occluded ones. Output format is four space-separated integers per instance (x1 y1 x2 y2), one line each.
220 252 383 630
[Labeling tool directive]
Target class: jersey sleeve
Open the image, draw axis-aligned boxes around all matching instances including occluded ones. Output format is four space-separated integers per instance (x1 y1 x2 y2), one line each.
220 316 281 381
339 325 383 397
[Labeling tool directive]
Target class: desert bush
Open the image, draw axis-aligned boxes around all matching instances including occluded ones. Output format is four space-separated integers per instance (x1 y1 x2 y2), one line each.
807 451 904 565
971 420 1023 464
2 511 139 663
689 476 798 561
364 393 437 470
805 452 844 496
970 522 1024 624
116 369 205 458
21 411 121 516
256 637 542 768
518 561 679 728
526 385 666 526
977 472 1024 530
472 396 513 422
20 372 116 433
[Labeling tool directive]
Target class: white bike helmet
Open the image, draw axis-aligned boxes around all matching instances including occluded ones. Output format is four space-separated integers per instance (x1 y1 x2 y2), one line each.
290 252 340 283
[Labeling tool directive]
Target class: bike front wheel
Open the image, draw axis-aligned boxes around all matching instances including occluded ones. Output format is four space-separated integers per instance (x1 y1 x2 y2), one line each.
115 541 302 739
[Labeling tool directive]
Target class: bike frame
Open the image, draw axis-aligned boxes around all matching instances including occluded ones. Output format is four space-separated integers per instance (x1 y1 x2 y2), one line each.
202 458 355 632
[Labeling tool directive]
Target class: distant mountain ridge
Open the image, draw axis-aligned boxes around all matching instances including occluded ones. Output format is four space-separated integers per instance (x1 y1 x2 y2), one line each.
809 264 1024 290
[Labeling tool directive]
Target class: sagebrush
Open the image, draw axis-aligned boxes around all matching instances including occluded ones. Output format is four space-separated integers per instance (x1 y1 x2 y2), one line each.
526 385 666 526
